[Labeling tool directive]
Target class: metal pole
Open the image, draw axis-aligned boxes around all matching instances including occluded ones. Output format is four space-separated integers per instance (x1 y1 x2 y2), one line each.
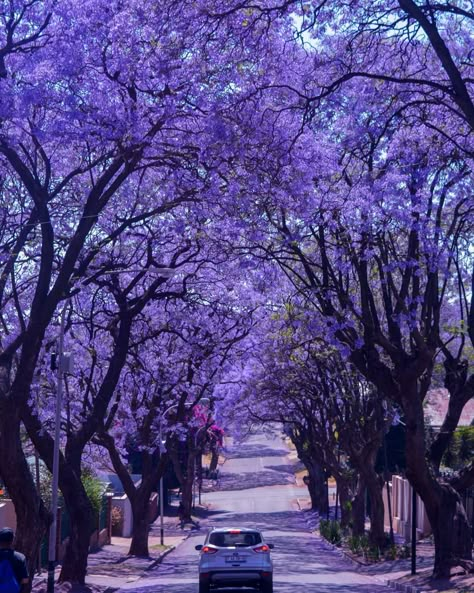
47 302 67 593
198 454 202 505
159 424 164 546
411 485 417 575
326 477 330 520
383 434 395 545
194 426 205 510
334 449 341 521
35 450 42 573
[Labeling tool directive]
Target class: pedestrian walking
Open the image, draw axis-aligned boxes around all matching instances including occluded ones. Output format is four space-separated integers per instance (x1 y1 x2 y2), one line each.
0 528 29 593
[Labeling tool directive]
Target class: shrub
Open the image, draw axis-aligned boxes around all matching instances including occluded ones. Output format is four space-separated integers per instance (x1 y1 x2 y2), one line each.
347 535 362 554
319 519 342 546
82 470 106 517
384 545 397 560
365 545 380 562
397 544 411 559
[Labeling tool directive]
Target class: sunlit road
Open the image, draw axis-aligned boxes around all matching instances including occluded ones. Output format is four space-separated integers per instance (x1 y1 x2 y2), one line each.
118 430 391 593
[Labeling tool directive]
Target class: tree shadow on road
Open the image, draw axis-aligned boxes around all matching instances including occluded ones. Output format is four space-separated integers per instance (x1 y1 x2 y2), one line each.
223 445 290 459
209 470 294 492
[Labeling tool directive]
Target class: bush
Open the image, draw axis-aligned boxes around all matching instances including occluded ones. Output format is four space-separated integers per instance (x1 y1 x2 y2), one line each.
384 545 397 560
397 544 411 559
319 519 342 546
347 535 362 554
82 470 106 517
364 545 380 562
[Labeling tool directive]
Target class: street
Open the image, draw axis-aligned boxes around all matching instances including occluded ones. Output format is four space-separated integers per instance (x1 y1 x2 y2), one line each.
118 430 393 593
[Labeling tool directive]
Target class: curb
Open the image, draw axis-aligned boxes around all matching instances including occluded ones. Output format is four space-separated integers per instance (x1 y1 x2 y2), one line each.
383 578 422 593
299 508 427 593
316 534 365 570
144 543 178 571
300 509 363 570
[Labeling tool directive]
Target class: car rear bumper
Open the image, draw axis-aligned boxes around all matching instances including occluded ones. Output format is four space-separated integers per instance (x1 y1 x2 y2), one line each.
200 570 272 587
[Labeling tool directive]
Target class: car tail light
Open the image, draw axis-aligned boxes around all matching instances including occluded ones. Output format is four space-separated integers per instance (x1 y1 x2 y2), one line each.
253 544 270 553
201 546 218 554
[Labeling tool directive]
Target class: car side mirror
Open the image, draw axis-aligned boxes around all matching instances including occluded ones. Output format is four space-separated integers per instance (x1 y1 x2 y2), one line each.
195 544 203 551
268 543 274 549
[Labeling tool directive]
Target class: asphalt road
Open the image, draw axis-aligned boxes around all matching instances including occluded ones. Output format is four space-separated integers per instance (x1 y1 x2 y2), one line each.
118 429 392 593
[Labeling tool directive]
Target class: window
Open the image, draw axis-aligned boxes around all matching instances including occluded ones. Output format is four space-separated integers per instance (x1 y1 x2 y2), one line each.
209 531 262 547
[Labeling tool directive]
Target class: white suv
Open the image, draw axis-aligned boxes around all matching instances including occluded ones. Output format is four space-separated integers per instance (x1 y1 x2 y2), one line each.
195 527 274 593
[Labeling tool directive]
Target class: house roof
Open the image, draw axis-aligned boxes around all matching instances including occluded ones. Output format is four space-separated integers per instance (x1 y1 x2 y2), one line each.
424 388 474 427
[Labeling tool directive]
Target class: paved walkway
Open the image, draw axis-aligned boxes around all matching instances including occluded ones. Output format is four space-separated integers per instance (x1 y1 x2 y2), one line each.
32 513 191 592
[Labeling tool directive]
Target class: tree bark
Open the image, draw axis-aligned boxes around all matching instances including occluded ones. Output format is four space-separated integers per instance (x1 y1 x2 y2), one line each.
364 470 385 548
306 458 328 514
403 382 473 577
181 477 194 519
209 449 219 472
0 405 50 589
94 431 168 558
20 405 94 584
351 478 366 537
337 480 352 528
57 483 94 583
431 486 473 577
170 445 196 520
128 491 151 557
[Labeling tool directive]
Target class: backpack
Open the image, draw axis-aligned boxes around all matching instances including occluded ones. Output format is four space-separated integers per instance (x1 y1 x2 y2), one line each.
0 553 19 593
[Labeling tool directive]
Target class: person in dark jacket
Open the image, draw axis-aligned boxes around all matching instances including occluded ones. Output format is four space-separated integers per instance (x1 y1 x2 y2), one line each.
0 528 29 593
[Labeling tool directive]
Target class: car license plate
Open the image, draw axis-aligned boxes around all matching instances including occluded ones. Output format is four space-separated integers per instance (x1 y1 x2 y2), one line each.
225 553 246 563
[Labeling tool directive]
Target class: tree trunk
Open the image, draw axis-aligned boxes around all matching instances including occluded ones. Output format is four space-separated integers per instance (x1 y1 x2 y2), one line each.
96 432 168 559
170 445 196 520
209 449 219 472
306 459 328 514
403 383 473 577
128 491 150 557
431 485 473 578
351 478 366 536
0 415 50 588
0 363 50 590
58 478 94 584
181 469 194 519
20 406 94 585
337 481 352 528
365 471 386 548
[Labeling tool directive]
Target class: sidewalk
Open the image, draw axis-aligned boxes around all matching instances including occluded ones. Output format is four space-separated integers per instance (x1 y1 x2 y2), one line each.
31 509 193 593
289 427 473 593
299 506 474 593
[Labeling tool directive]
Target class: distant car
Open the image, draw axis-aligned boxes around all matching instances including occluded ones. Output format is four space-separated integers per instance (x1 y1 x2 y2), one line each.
195 527 274 593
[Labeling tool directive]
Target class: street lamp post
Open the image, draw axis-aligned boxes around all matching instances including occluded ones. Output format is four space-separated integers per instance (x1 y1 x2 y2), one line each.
47 302 68 593
159 422 166 546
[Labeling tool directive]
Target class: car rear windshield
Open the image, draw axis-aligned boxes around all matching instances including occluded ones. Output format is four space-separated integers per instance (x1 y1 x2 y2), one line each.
209 531 262 547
